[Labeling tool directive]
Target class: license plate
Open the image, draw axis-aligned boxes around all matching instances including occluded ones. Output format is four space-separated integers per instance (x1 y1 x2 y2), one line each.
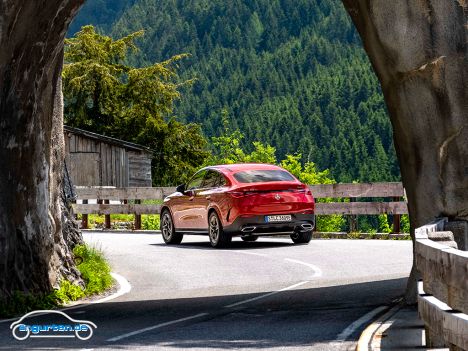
265 215 292 223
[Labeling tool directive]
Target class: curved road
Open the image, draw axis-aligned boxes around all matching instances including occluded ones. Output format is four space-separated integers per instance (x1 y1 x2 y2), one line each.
1 233 412 350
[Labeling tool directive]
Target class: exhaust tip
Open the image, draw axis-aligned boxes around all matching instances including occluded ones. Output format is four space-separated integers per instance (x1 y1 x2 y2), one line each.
241 226 256 233
300 224 313 231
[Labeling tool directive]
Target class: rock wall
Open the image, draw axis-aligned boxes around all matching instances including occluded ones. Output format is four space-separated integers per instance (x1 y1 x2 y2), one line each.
341 0 468 301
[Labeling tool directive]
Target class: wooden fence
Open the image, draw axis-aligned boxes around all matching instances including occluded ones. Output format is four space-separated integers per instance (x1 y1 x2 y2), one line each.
73 182 408 231
415 218 468 350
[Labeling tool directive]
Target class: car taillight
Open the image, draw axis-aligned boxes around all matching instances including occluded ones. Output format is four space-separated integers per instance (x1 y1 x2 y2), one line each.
228 190 257 198
293 188 307 193
292 186 312 195
228 191 245 198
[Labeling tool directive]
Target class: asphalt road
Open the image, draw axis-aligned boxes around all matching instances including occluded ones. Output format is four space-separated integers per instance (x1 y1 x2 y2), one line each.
0 233 413 350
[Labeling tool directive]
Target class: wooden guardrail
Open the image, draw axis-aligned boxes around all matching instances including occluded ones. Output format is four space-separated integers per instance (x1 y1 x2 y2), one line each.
73 182 408 230
415 218 468 350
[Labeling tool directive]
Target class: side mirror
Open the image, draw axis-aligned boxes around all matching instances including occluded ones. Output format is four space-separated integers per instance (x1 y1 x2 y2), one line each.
176 184 186 193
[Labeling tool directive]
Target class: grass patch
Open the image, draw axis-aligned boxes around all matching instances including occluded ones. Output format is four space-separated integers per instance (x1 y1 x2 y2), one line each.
57 244 113 301
347 232 363 239
0 291 58 318
390 234 412 240
0 244 113 318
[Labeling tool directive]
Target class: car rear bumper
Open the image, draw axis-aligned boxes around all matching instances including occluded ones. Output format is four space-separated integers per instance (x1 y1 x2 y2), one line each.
224 214 315 236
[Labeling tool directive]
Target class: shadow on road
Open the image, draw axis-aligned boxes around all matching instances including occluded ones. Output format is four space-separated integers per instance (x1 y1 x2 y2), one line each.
0 278 409 350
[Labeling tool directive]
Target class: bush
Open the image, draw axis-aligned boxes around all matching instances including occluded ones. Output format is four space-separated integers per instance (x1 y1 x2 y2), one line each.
53 281 85 303
378 214 393 233
401 214 410 233
142 215 160 230
73 244 113 295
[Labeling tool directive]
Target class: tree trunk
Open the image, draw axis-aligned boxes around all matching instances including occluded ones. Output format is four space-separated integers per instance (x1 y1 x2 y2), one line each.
341 0 468 302
0 0 84 300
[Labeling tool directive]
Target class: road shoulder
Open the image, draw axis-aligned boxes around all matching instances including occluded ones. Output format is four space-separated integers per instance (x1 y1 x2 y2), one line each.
356 303 446 351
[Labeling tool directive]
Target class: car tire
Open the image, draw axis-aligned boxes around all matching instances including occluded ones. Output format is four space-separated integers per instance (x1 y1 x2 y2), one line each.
208 212 231 248
241 236 258 242
290 230 312 244
161 209 183 244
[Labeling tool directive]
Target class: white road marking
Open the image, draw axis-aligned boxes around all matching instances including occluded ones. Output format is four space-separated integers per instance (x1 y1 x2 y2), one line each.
63 272 132 310
336 306 387 342
284 258 323 277
89 273 132 304
224 281 310 308
106 313 209 342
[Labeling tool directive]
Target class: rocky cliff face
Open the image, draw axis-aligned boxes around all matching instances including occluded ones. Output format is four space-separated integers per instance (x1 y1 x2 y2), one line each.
0 0 84 299
341 0 468 228
341 0 468 301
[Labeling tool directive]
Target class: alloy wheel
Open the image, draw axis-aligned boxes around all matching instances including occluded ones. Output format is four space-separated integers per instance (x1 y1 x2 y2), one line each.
209 214 220 243
162 212 173 240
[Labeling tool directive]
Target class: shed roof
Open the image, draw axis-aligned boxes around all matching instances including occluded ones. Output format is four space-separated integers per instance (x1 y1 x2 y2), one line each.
64 125 152 154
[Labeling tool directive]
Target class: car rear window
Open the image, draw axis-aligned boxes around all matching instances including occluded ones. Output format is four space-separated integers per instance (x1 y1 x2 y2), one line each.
233 170 295 183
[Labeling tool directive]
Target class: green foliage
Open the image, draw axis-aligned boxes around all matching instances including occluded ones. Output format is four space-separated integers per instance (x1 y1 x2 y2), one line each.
0 291 58 318
0 244 113 317
69 0 136 34
110 214 134 222
390 234 412 240
378 214 393 234
47 244 112 304
207 110 248 164
142 215 160 230
73 244 113 295
87 214 104 227
316 215 347 233
63 25 209 185
347 232 363 239
367 232 377 239
280 154 333 186
70 0 402 183
279 154 346 232
401 215 410 233
83 213 162 230
53 281 85 304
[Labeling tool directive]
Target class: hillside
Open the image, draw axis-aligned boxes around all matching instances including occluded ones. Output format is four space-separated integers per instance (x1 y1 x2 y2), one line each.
70 0 400 182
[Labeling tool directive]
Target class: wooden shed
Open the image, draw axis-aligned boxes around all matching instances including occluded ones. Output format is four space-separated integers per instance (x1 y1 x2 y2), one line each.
64 126 152 187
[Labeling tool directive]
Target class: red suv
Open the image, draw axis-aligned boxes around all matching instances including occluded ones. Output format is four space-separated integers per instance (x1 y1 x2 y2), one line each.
160 163 315 248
